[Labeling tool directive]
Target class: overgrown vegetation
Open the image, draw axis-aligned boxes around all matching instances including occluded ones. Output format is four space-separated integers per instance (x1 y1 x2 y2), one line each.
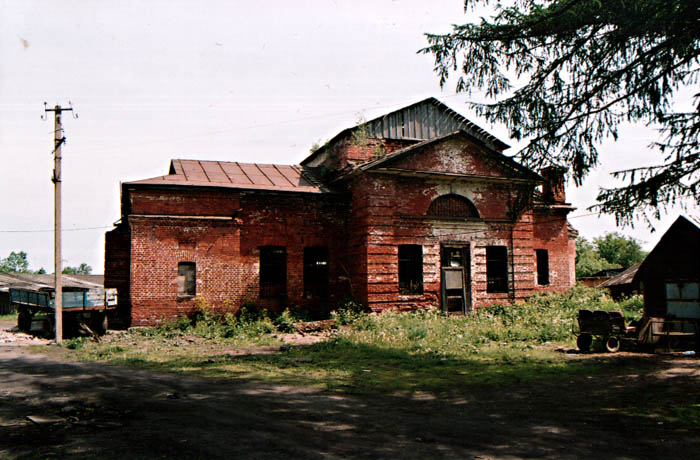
63 288 649 397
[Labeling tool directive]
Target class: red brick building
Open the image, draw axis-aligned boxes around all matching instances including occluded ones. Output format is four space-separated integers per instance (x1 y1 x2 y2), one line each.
105 98 576 326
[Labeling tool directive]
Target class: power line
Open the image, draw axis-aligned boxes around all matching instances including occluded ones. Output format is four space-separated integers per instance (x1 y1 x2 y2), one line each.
0 211 601 235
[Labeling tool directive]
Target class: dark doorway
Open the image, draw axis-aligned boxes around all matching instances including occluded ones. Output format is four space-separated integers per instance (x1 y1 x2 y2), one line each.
440 245 471 313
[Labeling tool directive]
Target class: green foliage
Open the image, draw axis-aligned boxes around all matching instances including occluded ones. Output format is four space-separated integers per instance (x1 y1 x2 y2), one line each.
337 286 634 353
421 0 700 226
273 308 297 333
63 263 92 275
576 233 647 277
351 115 370 147
330 298 366 325
143 298 310 340
0 251 30 273
65 337 89 350
594 232 647 268
576 236 620 278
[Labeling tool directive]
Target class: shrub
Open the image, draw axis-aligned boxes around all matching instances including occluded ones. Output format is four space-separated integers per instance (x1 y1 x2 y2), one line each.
331 298 366 325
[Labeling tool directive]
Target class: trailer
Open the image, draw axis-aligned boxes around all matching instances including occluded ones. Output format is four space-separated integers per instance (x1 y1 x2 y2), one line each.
11 287 117 337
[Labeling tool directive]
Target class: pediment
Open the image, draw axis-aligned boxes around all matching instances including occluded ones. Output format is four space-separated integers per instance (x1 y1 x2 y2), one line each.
362 131 540 182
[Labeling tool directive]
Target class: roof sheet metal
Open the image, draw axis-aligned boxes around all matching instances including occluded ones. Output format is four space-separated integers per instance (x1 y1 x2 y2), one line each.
598 263 641 288
126 160 329 194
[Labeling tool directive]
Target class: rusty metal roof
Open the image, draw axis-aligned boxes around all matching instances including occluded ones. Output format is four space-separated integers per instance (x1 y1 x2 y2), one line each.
125 159 330 194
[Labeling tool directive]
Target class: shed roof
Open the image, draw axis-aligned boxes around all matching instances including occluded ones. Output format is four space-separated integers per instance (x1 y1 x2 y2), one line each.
0 273 104 293
598 263 640 288
125 160 330 194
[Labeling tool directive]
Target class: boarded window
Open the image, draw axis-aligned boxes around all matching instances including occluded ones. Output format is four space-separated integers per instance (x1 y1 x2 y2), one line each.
666 282 700 319
304 246 329 299
426 194 480 219
260 246 287 298
399 245 423 294
177 262 196 296
536 249 550 285
486 246 508 293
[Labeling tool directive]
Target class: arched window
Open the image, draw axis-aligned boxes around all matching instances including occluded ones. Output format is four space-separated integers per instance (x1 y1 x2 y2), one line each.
426 194 480 219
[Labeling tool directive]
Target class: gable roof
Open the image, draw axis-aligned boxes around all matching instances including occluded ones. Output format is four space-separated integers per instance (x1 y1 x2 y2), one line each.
633 215 700 283
301 97 510 166
125 159 331 194
356 130 542 182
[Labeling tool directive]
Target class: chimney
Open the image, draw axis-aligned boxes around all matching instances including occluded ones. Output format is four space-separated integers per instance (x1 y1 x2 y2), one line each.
540 166 567 203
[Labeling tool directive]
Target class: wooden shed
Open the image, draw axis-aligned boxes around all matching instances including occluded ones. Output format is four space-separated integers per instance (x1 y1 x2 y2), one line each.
633 216 700 319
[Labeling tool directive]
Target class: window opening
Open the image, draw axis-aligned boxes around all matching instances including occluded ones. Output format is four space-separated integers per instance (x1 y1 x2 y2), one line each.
177 262 196 296
260 246 287 298
399 245 423 294
304 246 329 299
536 249 550 285
486 246 508 293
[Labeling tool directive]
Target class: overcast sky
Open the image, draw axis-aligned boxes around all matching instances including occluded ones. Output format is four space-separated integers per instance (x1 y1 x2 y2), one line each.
1 0 697 273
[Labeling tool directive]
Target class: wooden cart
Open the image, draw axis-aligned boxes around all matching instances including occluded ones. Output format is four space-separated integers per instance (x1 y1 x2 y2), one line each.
574 309 638 352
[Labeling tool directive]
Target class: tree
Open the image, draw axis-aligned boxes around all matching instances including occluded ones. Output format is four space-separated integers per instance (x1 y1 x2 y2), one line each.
422 0 700 226
594 232 647 268
62 263 92 275
0 251 30 273
575 237 619 278
575 233 647 277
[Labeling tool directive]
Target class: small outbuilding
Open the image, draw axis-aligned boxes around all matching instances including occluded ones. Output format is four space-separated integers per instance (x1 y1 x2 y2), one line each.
633 216 700 319
597 263 640 300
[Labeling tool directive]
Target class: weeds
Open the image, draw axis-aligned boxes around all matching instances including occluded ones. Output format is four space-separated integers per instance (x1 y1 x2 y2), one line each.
67 287 651 397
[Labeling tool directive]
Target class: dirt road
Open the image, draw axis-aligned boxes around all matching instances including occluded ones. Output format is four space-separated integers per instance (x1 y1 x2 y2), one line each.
1 318 699 459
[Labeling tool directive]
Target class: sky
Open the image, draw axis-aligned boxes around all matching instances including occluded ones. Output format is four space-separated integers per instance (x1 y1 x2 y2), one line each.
1 0 697 273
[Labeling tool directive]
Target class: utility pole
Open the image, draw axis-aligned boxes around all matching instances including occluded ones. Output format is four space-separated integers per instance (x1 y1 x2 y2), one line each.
43 102 76 345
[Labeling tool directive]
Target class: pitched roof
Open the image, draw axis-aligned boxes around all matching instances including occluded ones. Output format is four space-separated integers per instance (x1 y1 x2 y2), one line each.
633 215 700 283
598 263 640 288
0 273 104 292
125 159 331 194
301 97 510 166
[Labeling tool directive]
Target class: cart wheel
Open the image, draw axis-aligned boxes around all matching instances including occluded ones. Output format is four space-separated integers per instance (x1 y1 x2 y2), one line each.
17 309 32 332
605 336 620 353
577 333 592 352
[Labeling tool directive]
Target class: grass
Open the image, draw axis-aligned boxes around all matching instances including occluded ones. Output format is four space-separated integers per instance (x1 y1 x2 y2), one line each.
0 312 17 322
65 288 644 393
57 288 700 427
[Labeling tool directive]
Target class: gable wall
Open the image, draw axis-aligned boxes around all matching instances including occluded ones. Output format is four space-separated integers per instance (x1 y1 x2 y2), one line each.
386 137 503 177
637 220 700 317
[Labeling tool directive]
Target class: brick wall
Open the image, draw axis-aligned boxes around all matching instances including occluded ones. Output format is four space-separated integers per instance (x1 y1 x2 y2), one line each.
112 187 350 326
106 136 575 325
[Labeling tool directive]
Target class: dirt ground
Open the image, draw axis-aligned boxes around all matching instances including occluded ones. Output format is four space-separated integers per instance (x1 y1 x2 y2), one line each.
1 318 699 460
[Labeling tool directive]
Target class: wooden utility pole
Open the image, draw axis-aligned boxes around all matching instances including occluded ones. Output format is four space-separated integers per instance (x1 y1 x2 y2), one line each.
43 102 75 345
